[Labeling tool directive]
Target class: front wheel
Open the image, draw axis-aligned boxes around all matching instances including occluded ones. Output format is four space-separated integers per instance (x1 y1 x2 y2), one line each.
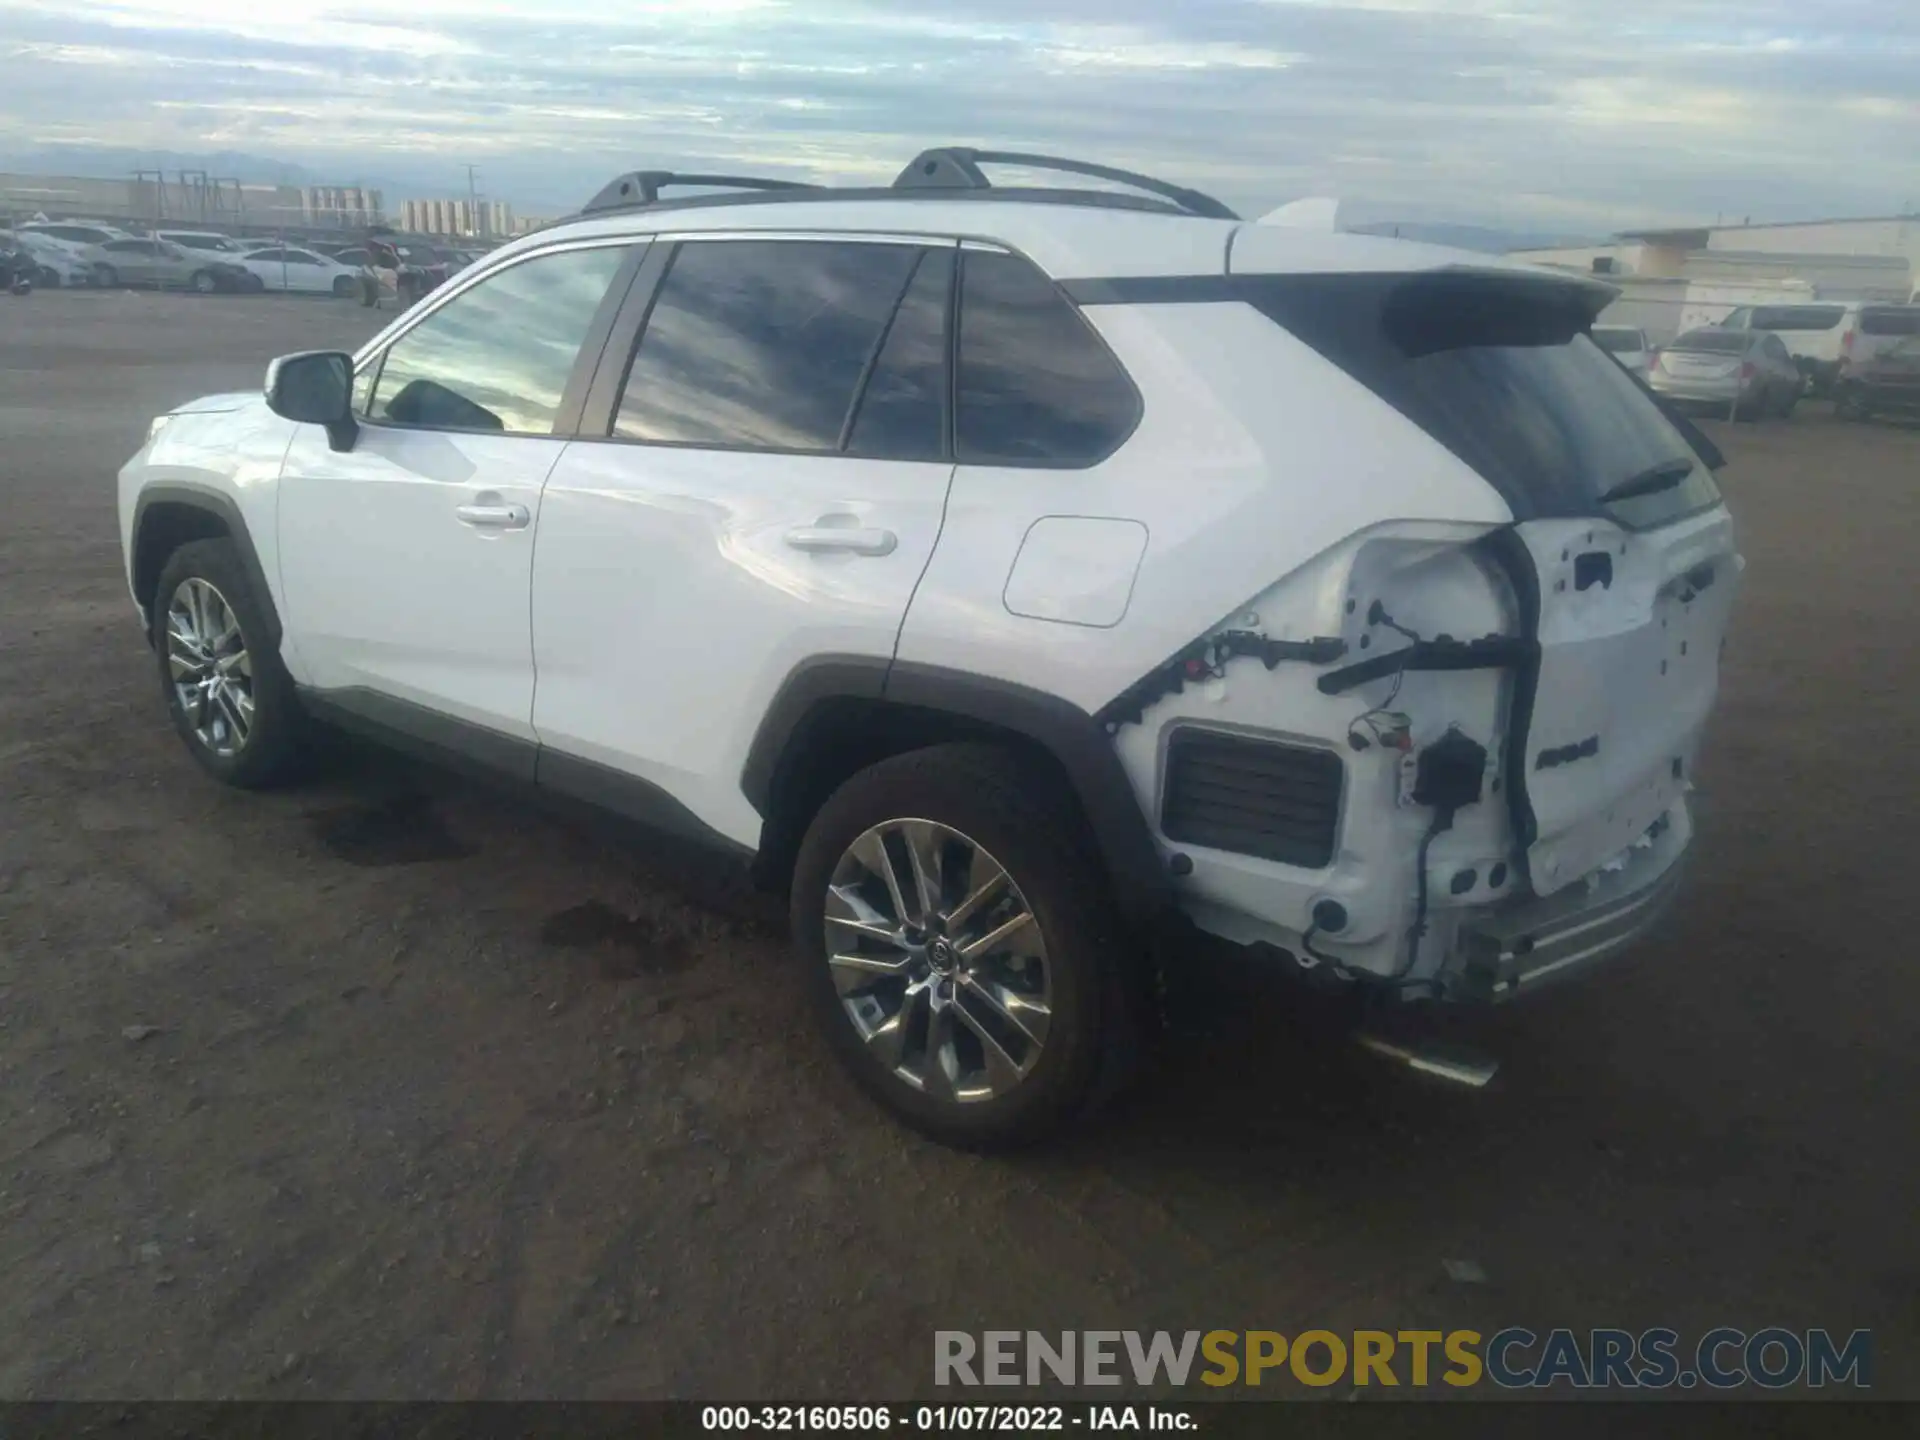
333 275 356 298
152 539 308 789
94 263 119 287
791 744 1141 1148
190 269 218 294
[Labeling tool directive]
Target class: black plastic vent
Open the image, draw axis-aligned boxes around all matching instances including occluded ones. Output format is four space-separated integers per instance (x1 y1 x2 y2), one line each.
1161 730 1343 869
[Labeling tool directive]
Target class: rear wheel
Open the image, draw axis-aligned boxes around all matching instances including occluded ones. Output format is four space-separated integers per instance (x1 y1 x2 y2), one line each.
152 539 308 789
332 275 356 298
94 263 118 287
190 269 217 294
791 744 1141 1148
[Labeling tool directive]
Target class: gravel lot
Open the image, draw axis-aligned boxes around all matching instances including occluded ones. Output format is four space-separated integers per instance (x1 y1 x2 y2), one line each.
1 289 1915 1400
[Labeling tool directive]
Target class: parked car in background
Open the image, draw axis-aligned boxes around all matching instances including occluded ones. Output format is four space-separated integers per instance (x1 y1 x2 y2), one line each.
20 219 131 251
156 230 247 256
1846 304 1920 375
1835 334 1920 421
91 237 258 293
0 228 95 287
1591 325 1652 377
1718 301 1861 395
234 245 360 297
1648 327 1801 418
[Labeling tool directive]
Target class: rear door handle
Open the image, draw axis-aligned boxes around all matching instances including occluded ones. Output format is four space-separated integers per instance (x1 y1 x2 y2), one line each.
455 503 530 530
784 524 898 557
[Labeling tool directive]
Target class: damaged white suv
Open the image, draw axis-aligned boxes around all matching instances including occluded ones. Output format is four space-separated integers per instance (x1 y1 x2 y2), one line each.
118 149 1740 1146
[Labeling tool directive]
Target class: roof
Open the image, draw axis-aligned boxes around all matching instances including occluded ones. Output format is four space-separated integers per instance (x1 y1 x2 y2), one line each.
1623 214 1919 242
488 146 1597 282
1688 249 1911 270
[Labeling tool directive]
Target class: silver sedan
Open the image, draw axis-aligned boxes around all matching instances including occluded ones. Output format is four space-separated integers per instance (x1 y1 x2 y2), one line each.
1648 327 1802 419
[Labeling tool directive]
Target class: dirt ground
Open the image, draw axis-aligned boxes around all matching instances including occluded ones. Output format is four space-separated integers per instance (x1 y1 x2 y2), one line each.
1 289 1915 1401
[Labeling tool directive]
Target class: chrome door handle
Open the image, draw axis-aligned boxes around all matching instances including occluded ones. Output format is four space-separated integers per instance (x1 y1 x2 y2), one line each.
784 524 897 557
455 503 530 530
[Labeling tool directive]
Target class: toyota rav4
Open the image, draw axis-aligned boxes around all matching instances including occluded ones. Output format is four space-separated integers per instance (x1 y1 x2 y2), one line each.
118 149 1742 1146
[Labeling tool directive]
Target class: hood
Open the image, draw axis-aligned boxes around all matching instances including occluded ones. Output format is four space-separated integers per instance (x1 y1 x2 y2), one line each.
170 391 262 416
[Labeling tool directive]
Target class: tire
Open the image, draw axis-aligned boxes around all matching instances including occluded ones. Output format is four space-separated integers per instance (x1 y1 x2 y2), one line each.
151 539 307 789
190 270 217 294
333 275 356 298
1833 385 1868 421
790 743 1141 1148
95 263 118 287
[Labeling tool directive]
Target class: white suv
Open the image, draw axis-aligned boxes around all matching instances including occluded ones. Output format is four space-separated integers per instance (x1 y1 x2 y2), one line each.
117 149 1741 1146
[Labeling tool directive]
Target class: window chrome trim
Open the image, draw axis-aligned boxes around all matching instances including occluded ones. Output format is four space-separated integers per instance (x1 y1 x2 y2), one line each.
655 229 960 248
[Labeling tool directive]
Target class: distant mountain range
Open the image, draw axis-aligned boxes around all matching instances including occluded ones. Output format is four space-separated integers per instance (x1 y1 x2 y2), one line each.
1346 220 1589 253
2 146 1599 252
0 145 444 204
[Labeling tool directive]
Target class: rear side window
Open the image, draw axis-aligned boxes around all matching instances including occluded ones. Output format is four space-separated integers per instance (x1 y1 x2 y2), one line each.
1749 305 1845 332
956 251 1139 466
846 247 953 461
1860 308 1920 337
1247 272 1722 529
615 239 921 452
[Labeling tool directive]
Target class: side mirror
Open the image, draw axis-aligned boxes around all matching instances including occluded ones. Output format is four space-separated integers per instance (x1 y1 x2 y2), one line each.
265 350 358 453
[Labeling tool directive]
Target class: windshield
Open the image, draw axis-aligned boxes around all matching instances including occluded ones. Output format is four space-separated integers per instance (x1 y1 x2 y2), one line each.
1669 330 1751 355
1247 271 1722 529
1591 328 1643 353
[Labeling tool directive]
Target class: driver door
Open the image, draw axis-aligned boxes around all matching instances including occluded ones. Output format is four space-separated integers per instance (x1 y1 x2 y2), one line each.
275 240 640 754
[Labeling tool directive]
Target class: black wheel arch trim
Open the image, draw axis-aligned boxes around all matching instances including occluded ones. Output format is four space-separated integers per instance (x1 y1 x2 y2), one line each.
132 482 283 648
743 656 1172 923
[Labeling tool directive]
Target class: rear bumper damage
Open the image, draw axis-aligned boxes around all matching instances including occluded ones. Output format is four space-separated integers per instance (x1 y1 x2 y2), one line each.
1441 800 1692 1003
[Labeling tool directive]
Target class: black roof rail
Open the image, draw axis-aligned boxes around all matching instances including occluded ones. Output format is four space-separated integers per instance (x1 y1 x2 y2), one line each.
893 147 1239 221
582 171 821 215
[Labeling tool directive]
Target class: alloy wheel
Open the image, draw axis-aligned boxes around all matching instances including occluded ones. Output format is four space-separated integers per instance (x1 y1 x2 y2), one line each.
824 819 1052 1104
165 577 254 757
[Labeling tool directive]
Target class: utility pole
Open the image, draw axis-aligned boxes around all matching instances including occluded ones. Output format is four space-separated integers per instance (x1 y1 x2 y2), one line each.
465 164 481 238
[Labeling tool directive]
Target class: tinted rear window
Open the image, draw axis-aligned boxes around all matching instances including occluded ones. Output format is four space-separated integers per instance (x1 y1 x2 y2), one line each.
956 251 1140 466
1860 308 1920 337
1749 305 1844 332
615 238 921 452
1246 272 1722 529
1591 328 1642 353
1670 330 1751 355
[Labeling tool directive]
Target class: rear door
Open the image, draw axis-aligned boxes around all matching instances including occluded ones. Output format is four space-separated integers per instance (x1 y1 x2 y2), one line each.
101 240 152 284
283 249 329 292
245 247 288 290
531 234 957 845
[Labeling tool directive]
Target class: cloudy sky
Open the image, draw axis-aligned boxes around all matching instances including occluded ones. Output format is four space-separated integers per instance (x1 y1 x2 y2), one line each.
1 0 1916 231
